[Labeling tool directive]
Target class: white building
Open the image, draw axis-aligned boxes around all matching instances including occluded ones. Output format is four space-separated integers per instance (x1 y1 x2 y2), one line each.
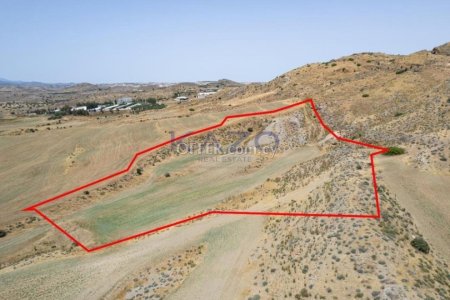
93 105 106 112
197 91 217 99
175 96 189 102
71 106 87 111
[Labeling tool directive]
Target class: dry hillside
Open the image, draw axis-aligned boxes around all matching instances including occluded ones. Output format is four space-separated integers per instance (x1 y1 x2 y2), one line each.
0 43 449 299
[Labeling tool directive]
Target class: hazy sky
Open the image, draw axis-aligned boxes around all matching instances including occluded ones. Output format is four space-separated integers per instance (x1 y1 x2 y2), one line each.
1 0 449 83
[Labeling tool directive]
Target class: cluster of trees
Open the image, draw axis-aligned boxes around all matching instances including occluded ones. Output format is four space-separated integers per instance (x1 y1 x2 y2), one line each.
48 105 88 119
132 97 166 112
139 97 158 104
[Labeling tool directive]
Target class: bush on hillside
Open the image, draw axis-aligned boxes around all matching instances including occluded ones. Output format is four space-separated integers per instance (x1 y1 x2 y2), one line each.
48 113 63 120
411 237 430 254
383 146 405 155
396 68 408 74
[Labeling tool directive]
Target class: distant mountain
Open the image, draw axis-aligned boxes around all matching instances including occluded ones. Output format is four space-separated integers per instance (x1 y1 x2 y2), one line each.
0 77 243 89
0 78 76 88
196 79 243 87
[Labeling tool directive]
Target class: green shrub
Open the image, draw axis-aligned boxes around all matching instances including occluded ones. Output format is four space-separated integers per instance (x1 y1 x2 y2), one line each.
411 237 430 254
331 63 337 67
0 230 6 238
381 222 398 238
362 94 369 98
189 108 195 111
300 288 310 297
383 147 405 155
394 112 404 117
74 110 90 116
136 167 143 175
302 265 309 274
164 172 171 178
396 68 408 74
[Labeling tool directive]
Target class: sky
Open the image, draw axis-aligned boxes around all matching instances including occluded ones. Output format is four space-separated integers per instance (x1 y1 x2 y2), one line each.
1 0 449 83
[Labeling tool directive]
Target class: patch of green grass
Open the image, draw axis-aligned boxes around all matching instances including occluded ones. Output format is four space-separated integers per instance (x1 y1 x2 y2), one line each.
75 148 320 243
383 146 405 156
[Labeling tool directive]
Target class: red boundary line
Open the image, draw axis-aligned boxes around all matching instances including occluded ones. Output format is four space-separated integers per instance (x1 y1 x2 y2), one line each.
22 99 388 252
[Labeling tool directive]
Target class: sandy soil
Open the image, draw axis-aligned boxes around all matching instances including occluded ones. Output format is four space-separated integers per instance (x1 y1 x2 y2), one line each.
378 156 450 261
